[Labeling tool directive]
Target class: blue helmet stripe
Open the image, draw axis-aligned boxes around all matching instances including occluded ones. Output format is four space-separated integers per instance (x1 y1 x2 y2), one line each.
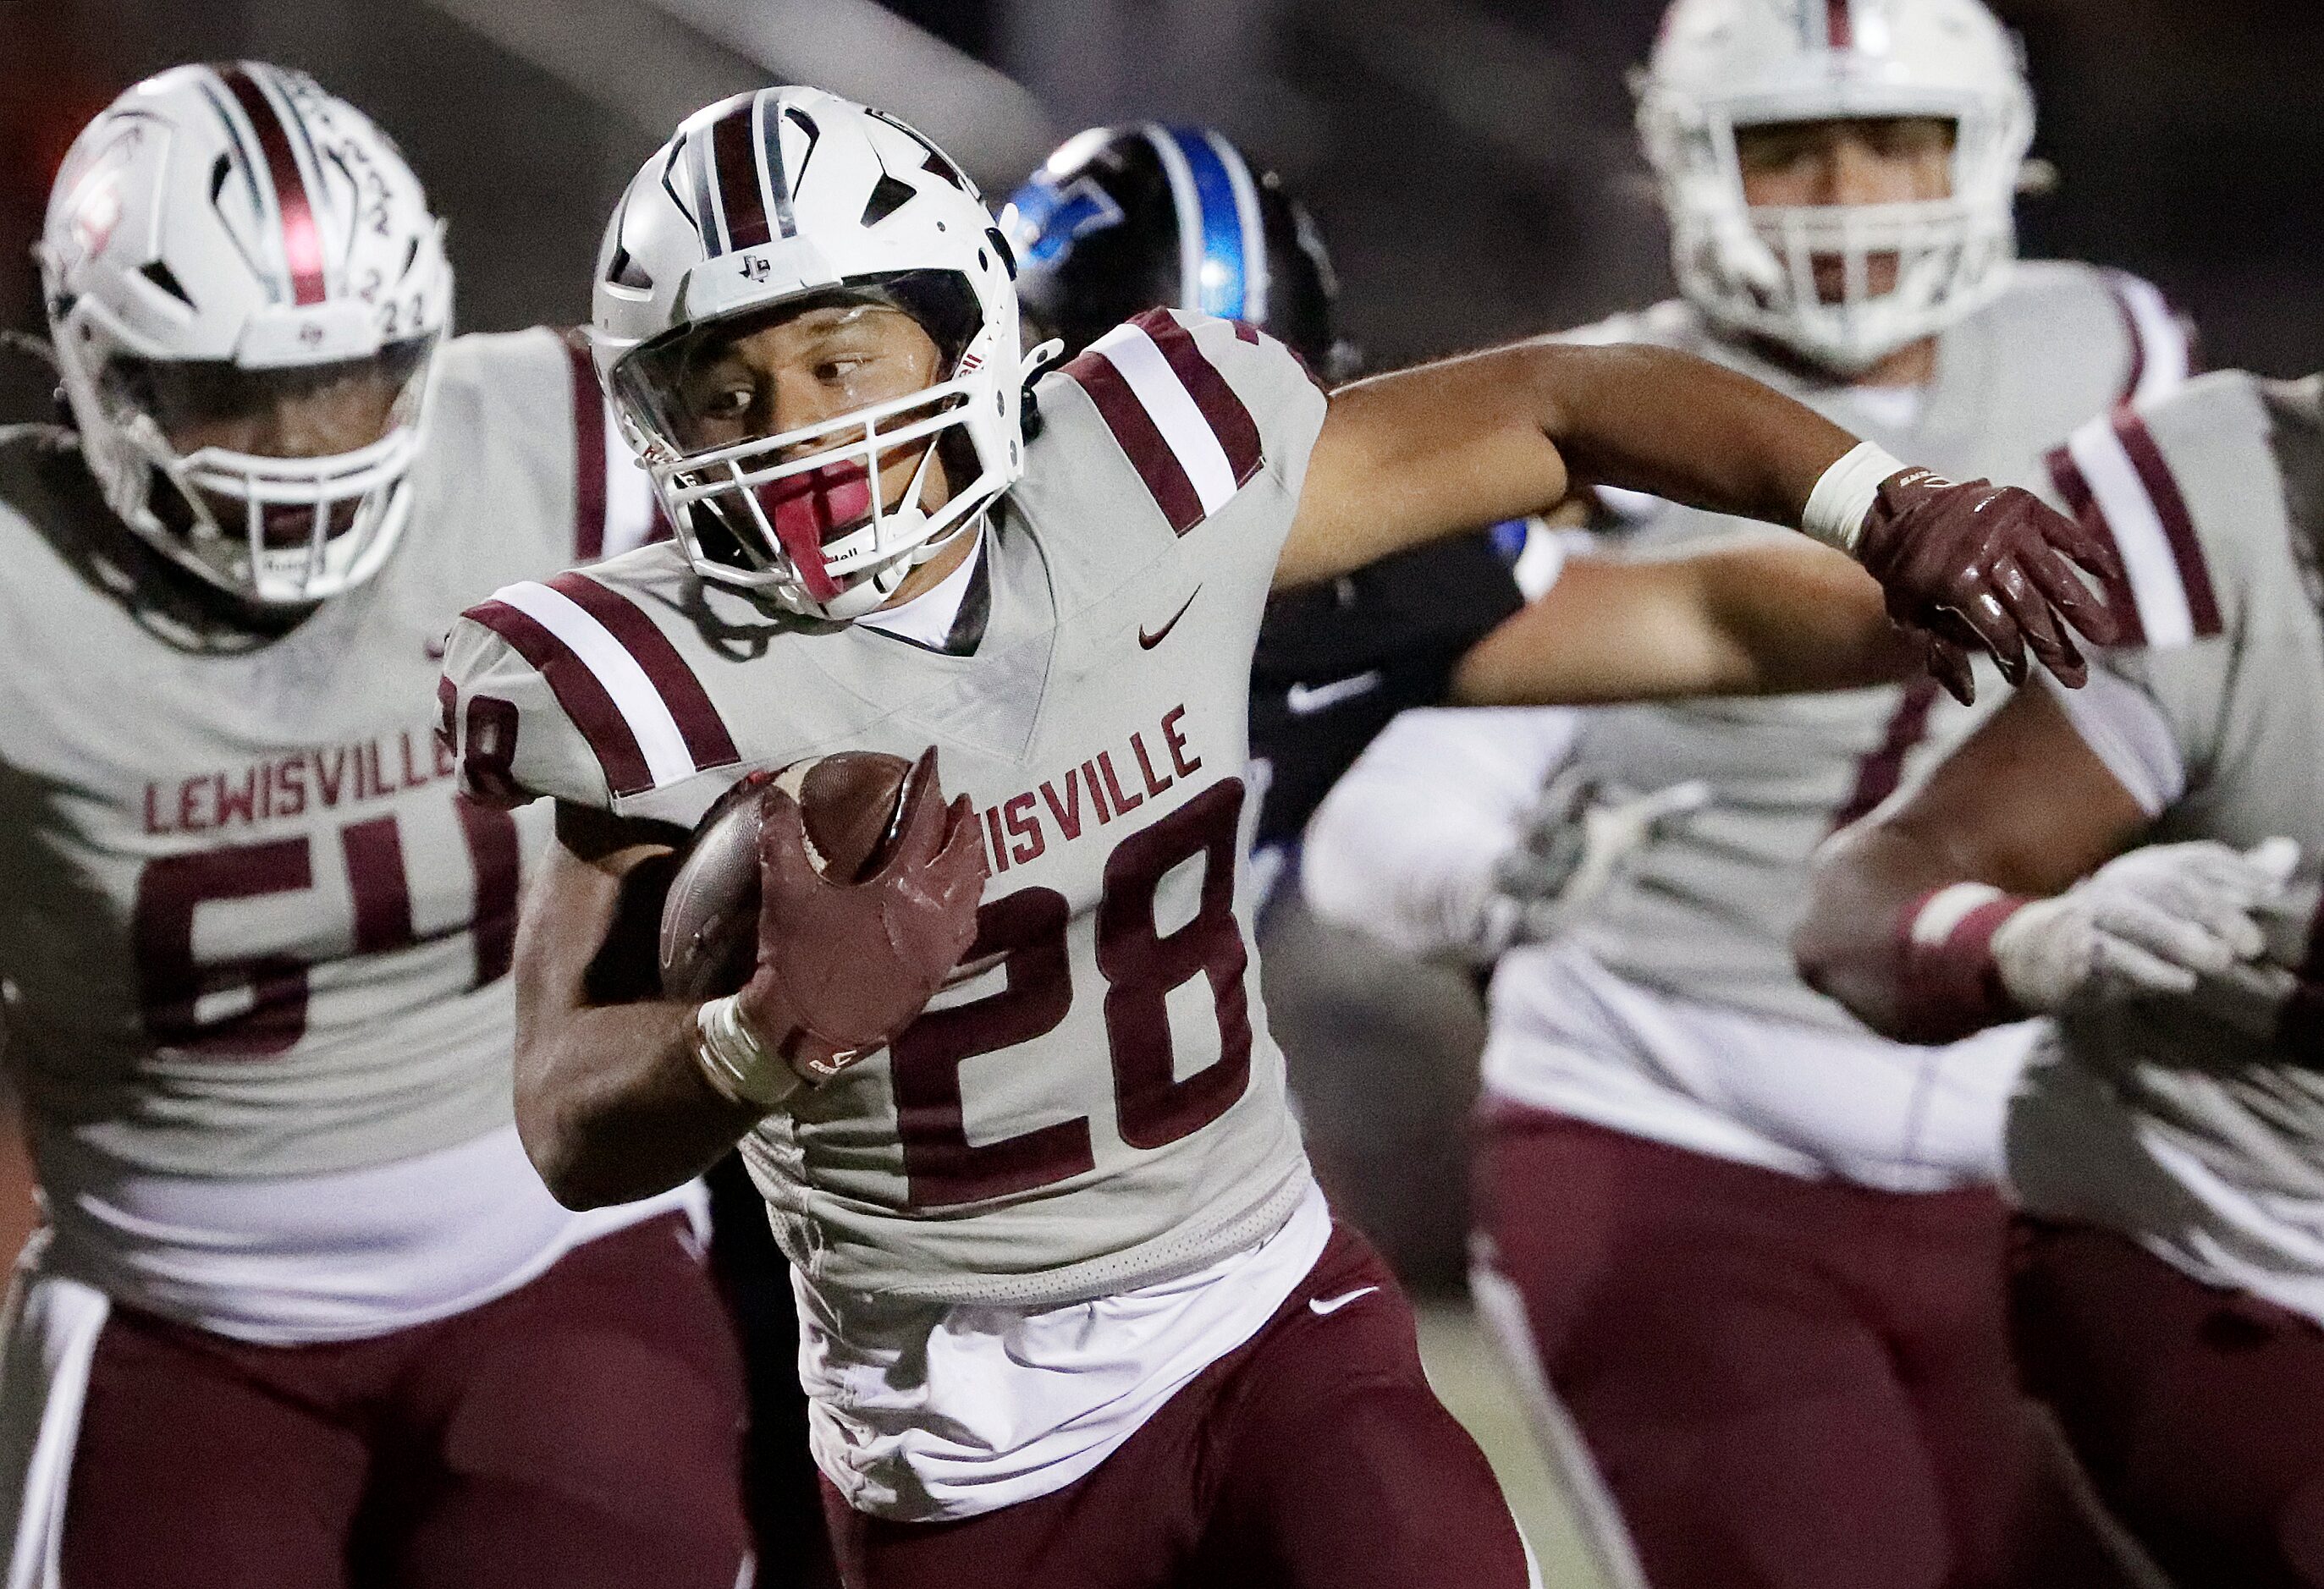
1162 126 1248 320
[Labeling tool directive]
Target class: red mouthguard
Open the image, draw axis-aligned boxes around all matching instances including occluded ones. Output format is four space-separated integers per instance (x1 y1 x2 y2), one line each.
753 461 873 604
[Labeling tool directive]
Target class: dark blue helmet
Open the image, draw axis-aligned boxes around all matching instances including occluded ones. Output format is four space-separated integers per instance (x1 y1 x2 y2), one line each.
1005 125 1352 378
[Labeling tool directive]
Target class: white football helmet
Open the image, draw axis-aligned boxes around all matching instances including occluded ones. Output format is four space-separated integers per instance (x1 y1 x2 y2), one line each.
592 86 1032 622
37 62 452 606
1637 0 2034 371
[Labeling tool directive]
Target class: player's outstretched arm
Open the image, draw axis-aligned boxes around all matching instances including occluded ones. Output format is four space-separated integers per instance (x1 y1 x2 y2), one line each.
1796 682 2175 1042
1451 537 1925 705
1280 338 2121 700
511 819 768 1209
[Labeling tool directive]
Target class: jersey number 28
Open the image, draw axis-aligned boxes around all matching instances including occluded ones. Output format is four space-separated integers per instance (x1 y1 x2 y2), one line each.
889 778 1253 1207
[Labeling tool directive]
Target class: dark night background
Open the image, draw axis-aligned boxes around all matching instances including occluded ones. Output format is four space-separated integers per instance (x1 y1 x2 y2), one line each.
4 0 2320 430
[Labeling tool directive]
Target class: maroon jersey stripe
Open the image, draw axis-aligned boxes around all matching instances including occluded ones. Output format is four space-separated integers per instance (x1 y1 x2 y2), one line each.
1065 349 1204 533
710 102 771 252
214 64 326 306
2112 412 2223 638
545 572 741 773
1826 0 1853 47
463 599 653 796
1132 309 1264 488
456 800 521 986
1831 677 1940 831
566 335 608 561
2044 445 2147 646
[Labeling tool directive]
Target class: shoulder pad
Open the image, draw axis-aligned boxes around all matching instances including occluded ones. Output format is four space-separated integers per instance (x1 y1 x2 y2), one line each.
439 558 741 811
1039 307 1328 538
2042 371 2268 652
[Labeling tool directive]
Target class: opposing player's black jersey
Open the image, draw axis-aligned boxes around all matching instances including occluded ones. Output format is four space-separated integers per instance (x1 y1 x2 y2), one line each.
1247 528 1524 856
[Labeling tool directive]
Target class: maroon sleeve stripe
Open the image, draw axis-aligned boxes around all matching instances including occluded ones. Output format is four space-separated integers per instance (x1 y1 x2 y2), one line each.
2044 444 2147 646
1063 349 1206 534
2112 412 2222 638
545 572 741 773
1132 308 1264 490
566 335 608 562
462 599 652 797
1826 0 1854 47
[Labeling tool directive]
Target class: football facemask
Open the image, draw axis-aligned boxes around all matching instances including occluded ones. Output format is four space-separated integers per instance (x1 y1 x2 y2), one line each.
590 88 1033 624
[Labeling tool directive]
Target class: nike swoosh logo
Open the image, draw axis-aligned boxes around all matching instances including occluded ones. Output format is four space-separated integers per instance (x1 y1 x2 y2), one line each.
1285 671 1383 716
1138 586 1201 650
1308 1285 1380 1317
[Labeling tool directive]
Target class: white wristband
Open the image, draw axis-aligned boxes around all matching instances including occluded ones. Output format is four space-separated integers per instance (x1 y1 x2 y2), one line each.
1801 441 1906 557
690 994 801 1113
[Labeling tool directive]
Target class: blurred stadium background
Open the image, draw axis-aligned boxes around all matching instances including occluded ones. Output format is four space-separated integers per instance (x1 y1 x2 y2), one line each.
3 1 2321 1578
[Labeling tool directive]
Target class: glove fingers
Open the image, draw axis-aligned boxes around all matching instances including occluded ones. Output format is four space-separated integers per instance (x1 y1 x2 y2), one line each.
1986 558 2088 688
2022 539 2123 651
1950 586 2031 686
757 785 825 910
1921 633 1977 706
2100 895 2246 976
2089 933 2201 998
881 748 953 877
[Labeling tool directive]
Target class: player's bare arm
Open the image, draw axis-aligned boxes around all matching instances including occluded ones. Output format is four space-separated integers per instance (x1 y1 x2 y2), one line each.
510 814 763 1208
1796 682 2289 1042
1449 536 1924 705
1281 336 2123 701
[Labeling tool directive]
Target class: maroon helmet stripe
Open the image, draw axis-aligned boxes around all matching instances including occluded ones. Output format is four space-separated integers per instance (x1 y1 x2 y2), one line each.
566 336 609 561
2044 445 2147 646
216 64 326 306
1132 309 1264 488
1065 350 1204 533
2112 413 2222 637
463 599 653 795
711 103 772 252
546 572 741 773
1831 678 1941 831
1826 0 1854 47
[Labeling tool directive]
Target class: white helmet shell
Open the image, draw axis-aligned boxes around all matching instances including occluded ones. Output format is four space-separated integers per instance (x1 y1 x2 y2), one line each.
1637 0 2034 372
37 62 452 606
591 87 1032 622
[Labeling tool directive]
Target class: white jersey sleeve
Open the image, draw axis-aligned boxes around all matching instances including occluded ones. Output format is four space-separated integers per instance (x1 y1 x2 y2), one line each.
1302 707 1581 960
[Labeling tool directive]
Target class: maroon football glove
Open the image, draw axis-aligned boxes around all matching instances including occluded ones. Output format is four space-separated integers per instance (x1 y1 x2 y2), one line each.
1855 468 2123 705
737 747 986 1085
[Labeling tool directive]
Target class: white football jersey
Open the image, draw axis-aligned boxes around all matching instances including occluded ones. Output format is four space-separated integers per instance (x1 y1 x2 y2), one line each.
440 310 1330 1308
1546 262 2189 1031
2017 371 2324 1322
0 327 659 1187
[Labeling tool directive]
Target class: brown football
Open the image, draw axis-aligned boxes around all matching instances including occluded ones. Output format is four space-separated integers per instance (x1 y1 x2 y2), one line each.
657 751 916 1001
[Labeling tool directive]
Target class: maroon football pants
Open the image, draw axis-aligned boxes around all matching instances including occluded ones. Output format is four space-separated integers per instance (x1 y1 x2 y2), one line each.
61 1212 752 1589
2014 1218 2324 1589
1478 1106 2130 1589
821 1221 1534 1589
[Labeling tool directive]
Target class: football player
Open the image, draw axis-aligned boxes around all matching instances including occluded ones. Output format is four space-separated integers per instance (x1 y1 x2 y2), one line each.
1299 0 2189 1583
1005 124 1534 911
1003 124 1561 1269
0 64 749 1586
437 86 2114 1588
1796 365 2324 1588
